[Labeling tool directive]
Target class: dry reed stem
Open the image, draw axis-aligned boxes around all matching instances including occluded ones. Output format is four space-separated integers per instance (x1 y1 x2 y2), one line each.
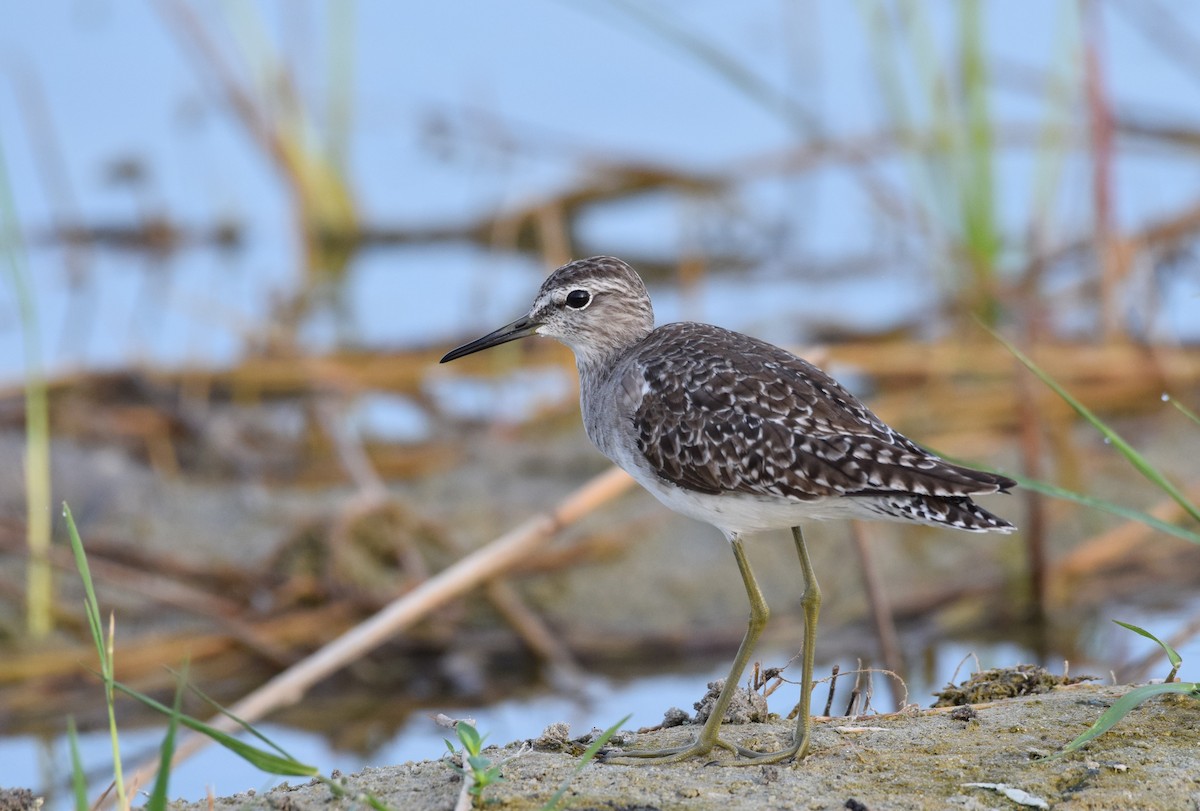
122 466 634 801
848 521 905 709
0 530 302 674
58 542 243 621
2 341 1193 406
0 604 354 685
508 531 632 574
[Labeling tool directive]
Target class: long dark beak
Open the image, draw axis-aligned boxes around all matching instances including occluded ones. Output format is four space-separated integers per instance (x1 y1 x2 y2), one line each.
440 315 540 363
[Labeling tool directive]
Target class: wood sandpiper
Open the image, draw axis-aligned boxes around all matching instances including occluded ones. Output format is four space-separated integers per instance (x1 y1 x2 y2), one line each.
440 255 1016 765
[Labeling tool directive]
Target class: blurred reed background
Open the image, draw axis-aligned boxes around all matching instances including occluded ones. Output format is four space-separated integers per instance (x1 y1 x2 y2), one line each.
0 0 1198 805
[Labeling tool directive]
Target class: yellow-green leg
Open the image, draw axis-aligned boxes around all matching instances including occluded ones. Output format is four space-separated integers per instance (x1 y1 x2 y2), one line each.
727 525 821 764
603 534 768 765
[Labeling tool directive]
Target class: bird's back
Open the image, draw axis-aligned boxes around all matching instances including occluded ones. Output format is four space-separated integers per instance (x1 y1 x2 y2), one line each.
586 321 1014 534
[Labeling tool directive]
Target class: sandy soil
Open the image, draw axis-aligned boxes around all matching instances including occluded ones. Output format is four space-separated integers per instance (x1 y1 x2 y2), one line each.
174 681 1200 811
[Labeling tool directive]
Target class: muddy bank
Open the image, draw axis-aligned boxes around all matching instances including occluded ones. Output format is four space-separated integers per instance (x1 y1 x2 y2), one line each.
174 682 1199 811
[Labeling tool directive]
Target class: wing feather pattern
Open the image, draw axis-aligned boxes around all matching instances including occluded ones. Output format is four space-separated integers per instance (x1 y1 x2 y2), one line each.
630 323 1015 502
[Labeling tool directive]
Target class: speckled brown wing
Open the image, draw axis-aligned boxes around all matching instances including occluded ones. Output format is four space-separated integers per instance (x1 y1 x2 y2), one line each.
631 323 1014 502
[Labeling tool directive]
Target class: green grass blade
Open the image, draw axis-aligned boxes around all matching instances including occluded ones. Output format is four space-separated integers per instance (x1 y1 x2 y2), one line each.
67 718 89 811
1112 620 1182 669
957 0 1001 316
173 671 299 762
146 664 190 811
64 503 107 669
65 502 127 807
1170 397 1200 427
1043 682 1199 759
110 680 318 777
540 714 631 811
456 721 482 755
992 330 1200 524
0 131 53 639
1007 472 1200 545
102 615 128 810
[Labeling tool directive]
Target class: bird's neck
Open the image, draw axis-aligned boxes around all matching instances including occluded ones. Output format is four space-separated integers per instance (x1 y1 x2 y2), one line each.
574 349 625 392
569 327 649 381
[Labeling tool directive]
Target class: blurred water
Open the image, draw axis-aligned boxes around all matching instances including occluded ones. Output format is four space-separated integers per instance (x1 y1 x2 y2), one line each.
3 2 1200 382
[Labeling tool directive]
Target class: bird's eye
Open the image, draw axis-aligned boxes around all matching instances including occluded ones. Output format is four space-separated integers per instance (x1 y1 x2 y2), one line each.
565 289 591 309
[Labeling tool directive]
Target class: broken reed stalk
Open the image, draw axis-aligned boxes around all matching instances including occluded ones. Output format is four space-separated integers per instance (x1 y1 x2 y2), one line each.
123 465 635 801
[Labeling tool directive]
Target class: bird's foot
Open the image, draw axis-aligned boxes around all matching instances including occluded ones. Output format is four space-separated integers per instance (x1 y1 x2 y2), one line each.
599 733 740 765
602 728 812 766
718 736 809 766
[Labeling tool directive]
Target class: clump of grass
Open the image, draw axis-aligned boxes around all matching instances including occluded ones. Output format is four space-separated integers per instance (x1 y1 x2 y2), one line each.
444 721 506 806
439 712 630 810
1045 621 1197 759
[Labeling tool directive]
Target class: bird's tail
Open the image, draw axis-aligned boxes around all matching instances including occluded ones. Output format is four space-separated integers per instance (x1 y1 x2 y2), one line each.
865 493 1016 533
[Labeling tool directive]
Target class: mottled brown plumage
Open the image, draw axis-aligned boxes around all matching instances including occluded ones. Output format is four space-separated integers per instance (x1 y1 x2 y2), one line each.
625 321 1014 531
